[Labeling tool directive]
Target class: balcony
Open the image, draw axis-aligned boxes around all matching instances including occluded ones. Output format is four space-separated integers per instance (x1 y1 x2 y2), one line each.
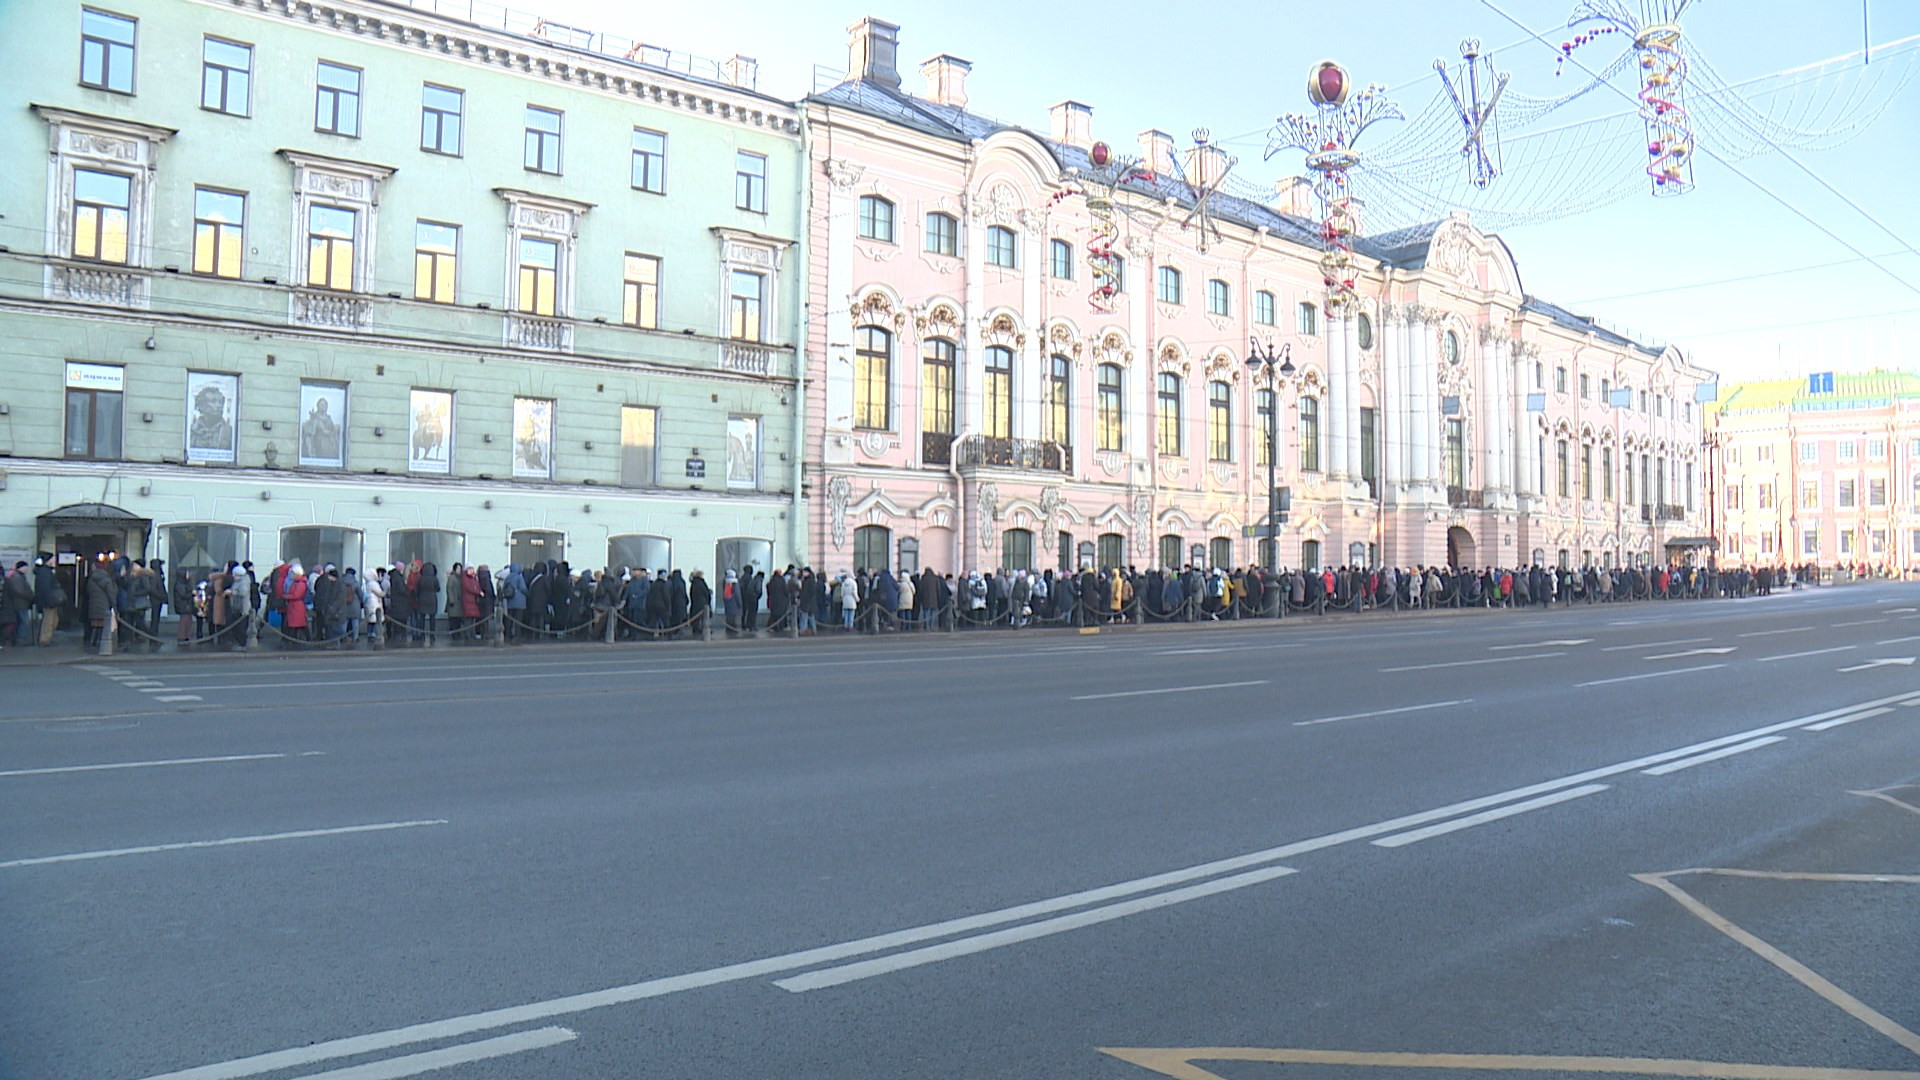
291 288 371 331
50 261 148 308
720 341 776 376
923 432 954 466
1447 485 1486 509
506 313 572 352
956 436 1069 474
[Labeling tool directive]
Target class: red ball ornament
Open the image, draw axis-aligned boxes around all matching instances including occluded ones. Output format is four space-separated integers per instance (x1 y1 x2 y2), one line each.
1091 141 1110 168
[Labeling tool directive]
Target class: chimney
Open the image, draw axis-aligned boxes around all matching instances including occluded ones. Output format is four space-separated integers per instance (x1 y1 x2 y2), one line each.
921 54 971 107
722 54 758 91
1139 129 1175 176
847 17 902 89
1275 177 1316 217
1185 133 1229 190
1050 100 1093 148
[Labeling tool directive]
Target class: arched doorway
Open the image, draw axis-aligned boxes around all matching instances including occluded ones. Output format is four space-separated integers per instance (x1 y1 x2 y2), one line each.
1447 526 1476 570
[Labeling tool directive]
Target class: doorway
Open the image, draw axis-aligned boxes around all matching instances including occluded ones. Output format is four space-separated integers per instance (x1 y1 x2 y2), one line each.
1447 526 1476 570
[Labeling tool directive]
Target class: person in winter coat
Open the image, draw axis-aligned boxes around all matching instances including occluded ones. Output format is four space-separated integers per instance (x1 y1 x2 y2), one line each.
721 569 743 636
873 569 899 632
282 564 311 640
414 562 440 641
80 560 116 648
896 571 916 630
686 569 710 636
382 562 411 641
666 569 690 636
497 564 525 640
33 556 65 645
363 568 387 642
475 564 496 637
796 569 822 634
458 564 483 636
3 561 33 647
225 562 255 649
550 561 574 633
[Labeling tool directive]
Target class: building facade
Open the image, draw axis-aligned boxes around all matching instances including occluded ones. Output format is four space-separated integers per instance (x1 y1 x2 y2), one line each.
0 0 807 606
1710 371 1920 573
802 18 1714 581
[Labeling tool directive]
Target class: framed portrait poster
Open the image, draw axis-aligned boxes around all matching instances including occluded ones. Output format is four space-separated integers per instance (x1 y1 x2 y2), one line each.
297 381 347 468
512 397 554 480
726 415 760 491
184 371 237 464
408 389 453 474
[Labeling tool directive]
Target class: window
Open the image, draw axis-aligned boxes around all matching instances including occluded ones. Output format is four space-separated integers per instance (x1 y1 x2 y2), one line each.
854 327 891 430
925 212 958 256
1639 390 1648 412
728 270 765 341
1297 301 1317 336
1002 529 1035 572
421 84 463 155
164 524 248 585
1045 355 1071 447
987 226 1017 268
192 188 244 279
1097 533 1126 570
315 62 361 135
1758 483 1773 510
1602 447 1614 500
1445 330 1461 365
1255 290 1276 326
984 346 1013 439
1685 462 1695 510
72 168 130 263
281 527 363 573
1837 479 1856 508
1554 366 1568 393
200 38 251 115
1207 279 1231 316
1801 480 1820 509
1155 373 1183 456
524 106 562 173
1301 540 1322 571
1096 363 1124 452
1157 266 1184 304
1758 444 1774 463
64 362 123 460
858 195 894 242
81 9 136 93
1868 438 1887 460
1838 440 1857 462
631 128 666 193
1111 255 1127 293
1299 395 1321 472
1800 441 1818 464
1871 528 1886 555
1556 439 1570 497
1210 537 1234 570
1684 401 1693 424
1445 418 1464 489
1579 374 1590 399
1159 534 1184 571
1361 407 1377 487
622 254 660 329
1255 388 1273 466
735 151 767 212
305 204 356 290
620 406 657 487
1207 380 1232 462
515 237 558 316
1727 485 1742 510
1869 477 1887 507
1655 395 1665 418
923 338 956 439
411 221 457 303
854 525 891 574
1050 239 1074 280
1580 445 1593 499
1803 529 1820 557
1357 312 1374 349
1601 378 1611 403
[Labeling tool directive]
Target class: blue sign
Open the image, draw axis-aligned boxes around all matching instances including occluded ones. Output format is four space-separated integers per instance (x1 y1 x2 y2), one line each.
1609 388 1634 409
1526 392 1547 412
1808 372 1834 395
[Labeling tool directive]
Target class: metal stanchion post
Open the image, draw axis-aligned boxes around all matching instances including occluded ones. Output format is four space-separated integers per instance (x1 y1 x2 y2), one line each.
245 612 259 650
99 609 117 656
491 609 503 647
374 614 386 648
603 609 616 644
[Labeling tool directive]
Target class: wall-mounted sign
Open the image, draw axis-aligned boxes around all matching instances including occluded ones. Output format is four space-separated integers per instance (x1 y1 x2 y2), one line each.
685 457 706 479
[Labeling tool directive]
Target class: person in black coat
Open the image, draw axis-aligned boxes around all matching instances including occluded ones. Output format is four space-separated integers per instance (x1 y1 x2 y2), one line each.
644 568 670 630
385 562 413 639
673 570 697 637
766 569 790 631
548 561 572 633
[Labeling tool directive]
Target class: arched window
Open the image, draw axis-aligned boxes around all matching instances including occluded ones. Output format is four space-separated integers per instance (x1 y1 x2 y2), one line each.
608 534 671 573
391 528 467 573
853 524 890 573
924 212 957 256
163 523 250 586
1156 372 1183 456
857 195 894 242
1044 354 1072 448
280 526 363 573
1159 533 1184 570
1255 388 1274 467
508 529 563 570
1209 536 1233 569
1156 266 1183 304
1298 395 1321 473
1096 363 1124 451
716 537 773 578
1349 541 1368 568
1050 238 1074 280
854 325 891 430
986 225 1017 268
1207 379 1232 462
1255 290 1276 326
922 337 957 462
1096 533 1126 570
984 345 1014 438
1001 528 1034 571
1207 278 1231 316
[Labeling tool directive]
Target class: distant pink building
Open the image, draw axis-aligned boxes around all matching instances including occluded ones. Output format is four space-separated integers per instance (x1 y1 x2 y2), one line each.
802 18 1714 578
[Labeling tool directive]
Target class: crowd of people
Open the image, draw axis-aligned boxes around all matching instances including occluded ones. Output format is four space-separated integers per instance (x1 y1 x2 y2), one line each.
0 551 1846 654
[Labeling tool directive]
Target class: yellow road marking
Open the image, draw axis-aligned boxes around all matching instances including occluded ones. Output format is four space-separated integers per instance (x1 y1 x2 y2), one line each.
1099 1046 1920 1080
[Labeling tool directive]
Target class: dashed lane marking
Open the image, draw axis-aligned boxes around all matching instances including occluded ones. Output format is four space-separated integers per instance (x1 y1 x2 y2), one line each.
1641 736 1787 775
1740 626 1816 638
1575 663 1725 688
1600 637 1711 652
153 695 203 703
0 753 316 778
288 1027 578 1080
1758 646 1855 663
1072 680 1269 701
1381 651 1565 672
1805 707 1895 732
0 819 445 869
1100 1046 1920 1080
1370 785 1610 847
1293 700 1472 727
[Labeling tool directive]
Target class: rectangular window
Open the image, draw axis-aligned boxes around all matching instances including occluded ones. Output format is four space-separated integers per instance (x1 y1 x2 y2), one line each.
1727 485 1742 510
987 226 1017 268
855 327 892 430
1837 478 1856 508
923 340 956 438
1207 279 1230 316
1869 477 1887 507
985 347 1014 439
524 106 562 174
1625 451 1634 504
305 204 356 290
1838 440 1857 462
1800 441 1818 464
1097 364 1124 452
1579 373 1590 399
1839 529 1855 556
1803 528 1820 557
1300 396 1321 473
1556 440 1569 497
735 151 767 212
421 84 463 155
1868 438 1886 460
315 61 361 136
1297 302 1318 336
64 362 124 460
201 38 251 115
925 212 957 256
728 269 764 341
516 237 558 316
1602 447 1614 500
81 9 136 94
192 188 245 278
1111 255 1127 293
858 196 895 242
631 128 666 193
72 168 131 263
1156 373 1183 457
1801 479 1820 509
620 406 657 487
1758 483 1773 510
1580 445 1593 499
1050 239 1074 280
1044 357 1071 447
1600 378 1610 403
1207 381 1231 462
1554 366 1568 393
1156 266 1183 304
1255 291 1275 326
1758 444 1774 462
413 221 458 303
622 254 660 329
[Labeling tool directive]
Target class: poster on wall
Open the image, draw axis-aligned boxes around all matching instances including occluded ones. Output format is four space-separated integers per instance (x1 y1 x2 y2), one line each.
297 381 347 468
409 389 453 474
726 415 759 490
184 371 237 464
512 397 554 480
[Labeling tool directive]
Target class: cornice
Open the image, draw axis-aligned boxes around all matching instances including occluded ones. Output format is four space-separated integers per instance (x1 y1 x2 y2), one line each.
30 104 179 141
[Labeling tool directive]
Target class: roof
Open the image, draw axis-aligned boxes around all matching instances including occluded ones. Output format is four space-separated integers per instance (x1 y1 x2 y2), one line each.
1519 295 1665 356
1714 369 1920 414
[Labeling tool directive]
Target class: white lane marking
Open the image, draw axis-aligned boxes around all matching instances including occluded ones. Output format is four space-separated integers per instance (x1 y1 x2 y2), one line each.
1838 657 1916 672
120 681 166 688
1600 637 1711 652
0 819 446 869
1643 647 1737 660
1071 680 1269 701
1575 663 1726 688
0 752 311 778
290 1027 577 1080
1641 736 1787 775
1885 607 1918 614
1381 651 1565 672
1876 635 1920 646
1293 700 1472 727
1739 626 1815 638
774 864 1300 992
154 695 204 703
1805 707 1895 732
1488 639 1591 650
1833 618 1890 627
135 690 1920 1080
1158 647 1227 655
1371 785 1611 847
1758 646 1856 663
138 686 181 693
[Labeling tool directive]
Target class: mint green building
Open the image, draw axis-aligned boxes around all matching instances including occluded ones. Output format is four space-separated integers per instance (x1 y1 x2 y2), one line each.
0 0 807 610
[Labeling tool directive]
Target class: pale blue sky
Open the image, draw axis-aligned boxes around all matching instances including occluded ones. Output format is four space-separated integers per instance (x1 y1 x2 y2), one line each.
536 0 1919 383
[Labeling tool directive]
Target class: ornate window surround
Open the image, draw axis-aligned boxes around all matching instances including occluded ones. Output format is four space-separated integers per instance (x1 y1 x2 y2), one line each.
497 187 594 350
281 149 395 329
32 104 176 309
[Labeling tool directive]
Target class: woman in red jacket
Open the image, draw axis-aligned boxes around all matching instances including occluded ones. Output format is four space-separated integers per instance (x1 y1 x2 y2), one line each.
459 566 482 640
282 565 310 641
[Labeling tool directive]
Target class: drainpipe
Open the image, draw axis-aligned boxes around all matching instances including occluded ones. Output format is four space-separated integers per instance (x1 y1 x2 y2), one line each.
792 113 810 566
947 428 976 575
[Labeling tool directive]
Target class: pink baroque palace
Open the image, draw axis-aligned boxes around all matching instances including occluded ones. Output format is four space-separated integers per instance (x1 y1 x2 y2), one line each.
803 18 1717 579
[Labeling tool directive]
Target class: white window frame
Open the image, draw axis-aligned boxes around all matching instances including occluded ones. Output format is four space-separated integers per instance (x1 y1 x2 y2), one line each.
281 149 394 328
712 227 790 346
34 105 173 308
497 188 592 350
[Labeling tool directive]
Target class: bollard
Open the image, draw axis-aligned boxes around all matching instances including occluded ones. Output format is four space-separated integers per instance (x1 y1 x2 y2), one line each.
701 611 713 642
491 609 505 647
790 612 800 640
374 615 386 648
423 617 434 648
99 609 117 656
244 613 259 650
603 608 616 644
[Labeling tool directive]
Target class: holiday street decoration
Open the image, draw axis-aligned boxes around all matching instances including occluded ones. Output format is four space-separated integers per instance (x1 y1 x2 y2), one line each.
1435 39 1510 190
1052 141 1158 313
1558 0 1696 194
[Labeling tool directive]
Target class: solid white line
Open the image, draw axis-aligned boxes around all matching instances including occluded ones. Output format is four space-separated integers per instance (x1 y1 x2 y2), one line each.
1833 618 1889 627
1805 707 1895 732
1371 785 1611 847
1157 647 1227 655
1380 651 1565 672
0 753 300 778
1739 626 1815 638
1071 680 1269 701
1642 736 1787 775
1575 663 1726 688
773 864 1299 992
1758 646 1855 663
121 682 166 688
137 686 179 692
1293 700 1471 727
154 695 203 702
1876 635 1920 646
0 819 446 869
1600 637 1711 652
289 1028 577 1080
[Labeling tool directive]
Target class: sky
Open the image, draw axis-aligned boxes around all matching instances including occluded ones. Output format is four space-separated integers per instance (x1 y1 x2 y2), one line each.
516 0 1918 385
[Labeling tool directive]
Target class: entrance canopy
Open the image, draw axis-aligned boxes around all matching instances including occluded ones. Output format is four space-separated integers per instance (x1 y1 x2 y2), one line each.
1663 536 1718 550
38 502 150 527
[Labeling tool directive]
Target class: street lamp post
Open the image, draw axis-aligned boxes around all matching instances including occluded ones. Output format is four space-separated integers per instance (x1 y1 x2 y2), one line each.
1248 338 1295 577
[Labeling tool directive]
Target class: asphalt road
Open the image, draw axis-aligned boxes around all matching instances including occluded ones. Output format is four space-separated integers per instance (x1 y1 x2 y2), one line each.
3 584 1919 1080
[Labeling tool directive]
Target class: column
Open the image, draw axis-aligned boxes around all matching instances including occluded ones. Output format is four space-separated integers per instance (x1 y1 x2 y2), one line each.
961 214 987 435
1016 211 1046 442
1479 327 1507 498
1378 306 1399 504
1512 344 1535 499
1325 310 1347 482
1409 308 1432 499
821 160 860 436
1342 315 1362 493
